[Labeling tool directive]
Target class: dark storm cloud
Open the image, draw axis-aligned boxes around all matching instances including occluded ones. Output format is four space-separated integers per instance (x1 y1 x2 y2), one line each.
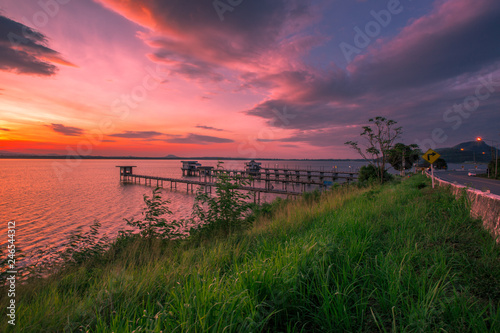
0 15 73 76
47 123 84 136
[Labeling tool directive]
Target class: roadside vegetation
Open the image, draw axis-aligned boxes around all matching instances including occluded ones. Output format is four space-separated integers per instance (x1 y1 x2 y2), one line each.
486 158 500 180
2 173 500 332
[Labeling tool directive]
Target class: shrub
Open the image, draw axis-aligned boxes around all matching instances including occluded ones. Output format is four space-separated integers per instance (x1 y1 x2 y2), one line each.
190 162 253 239
358 164 392 183
124 187 182 240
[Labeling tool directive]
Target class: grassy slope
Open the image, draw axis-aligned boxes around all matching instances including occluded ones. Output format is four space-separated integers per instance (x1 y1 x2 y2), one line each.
3 175 500 332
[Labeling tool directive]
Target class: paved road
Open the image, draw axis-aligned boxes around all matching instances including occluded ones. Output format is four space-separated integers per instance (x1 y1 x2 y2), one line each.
433 170 500 196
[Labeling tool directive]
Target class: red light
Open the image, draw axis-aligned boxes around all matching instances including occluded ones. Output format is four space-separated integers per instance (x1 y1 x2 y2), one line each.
477 137 482 141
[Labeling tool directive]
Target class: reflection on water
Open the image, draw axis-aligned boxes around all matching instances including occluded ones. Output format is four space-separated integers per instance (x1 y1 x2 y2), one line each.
0 159 367 264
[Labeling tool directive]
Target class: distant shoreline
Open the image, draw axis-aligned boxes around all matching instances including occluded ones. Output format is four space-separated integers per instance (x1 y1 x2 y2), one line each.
0 155 364 162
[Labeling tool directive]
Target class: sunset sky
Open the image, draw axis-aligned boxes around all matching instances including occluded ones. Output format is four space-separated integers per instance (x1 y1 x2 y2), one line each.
0 0 499 158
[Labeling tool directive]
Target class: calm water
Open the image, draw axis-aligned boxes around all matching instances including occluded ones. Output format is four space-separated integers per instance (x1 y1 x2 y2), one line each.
0 159 367 265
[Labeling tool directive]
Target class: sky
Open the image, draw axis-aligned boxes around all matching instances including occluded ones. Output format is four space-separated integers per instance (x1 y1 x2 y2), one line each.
0 0 499 159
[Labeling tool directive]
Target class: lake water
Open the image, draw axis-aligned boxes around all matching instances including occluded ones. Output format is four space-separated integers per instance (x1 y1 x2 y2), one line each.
0 159 368 266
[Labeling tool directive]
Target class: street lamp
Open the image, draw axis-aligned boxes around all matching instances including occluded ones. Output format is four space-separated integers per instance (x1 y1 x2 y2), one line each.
460 147 477 171
477 137 498 179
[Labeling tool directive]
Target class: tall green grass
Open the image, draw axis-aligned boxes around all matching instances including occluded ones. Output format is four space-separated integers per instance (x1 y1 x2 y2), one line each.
2 175 500 332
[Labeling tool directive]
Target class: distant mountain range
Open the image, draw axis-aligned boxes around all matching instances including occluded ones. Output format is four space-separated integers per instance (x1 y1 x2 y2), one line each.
436 141 499 163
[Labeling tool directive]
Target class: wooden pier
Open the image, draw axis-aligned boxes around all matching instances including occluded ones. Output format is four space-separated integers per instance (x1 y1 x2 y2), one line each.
178 160 358 183
116 162 359 203
117 166 307 203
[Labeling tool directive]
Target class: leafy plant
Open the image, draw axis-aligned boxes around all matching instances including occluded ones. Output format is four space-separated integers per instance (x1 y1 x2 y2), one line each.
358 164 392 183
302 189 322 204
345 116 402 183
124 187 182 240
190 162 253 238
387 142 421 172
434 157 448 170
486 157 500 179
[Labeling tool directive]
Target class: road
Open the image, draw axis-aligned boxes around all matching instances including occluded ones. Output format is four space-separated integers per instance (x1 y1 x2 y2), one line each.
432 170 500 196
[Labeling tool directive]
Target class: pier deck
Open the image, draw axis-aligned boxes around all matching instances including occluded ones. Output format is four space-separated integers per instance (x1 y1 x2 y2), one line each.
117 164 358 202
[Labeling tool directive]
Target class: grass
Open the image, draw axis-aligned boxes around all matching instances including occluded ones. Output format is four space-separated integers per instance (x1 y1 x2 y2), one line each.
2 175 500 332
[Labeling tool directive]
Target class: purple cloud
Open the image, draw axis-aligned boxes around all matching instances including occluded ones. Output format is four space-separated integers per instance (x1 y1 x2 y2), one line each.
0 15 74 76
195 125 225 132
109 131 164 139
47 123 84 136
166 133 233 144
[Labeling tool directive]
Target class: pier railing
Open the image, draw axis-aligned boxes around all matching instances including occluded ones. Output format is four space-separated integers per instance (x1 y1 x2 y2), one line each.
117 165 358 203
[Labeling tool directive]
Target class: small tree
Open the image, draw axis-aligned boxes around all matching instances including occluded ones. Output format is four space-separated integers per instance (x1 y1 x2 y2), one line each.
434 158 448 170
358 164 392 183
191 162 252 238
387 143 421 174
124 187 182 240
345 116 402 183
422 157 448 170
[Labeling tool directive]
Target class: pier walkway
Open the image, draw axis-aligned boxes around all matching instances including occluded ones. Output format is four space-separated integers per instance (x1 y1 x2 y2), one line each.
117 163 359 202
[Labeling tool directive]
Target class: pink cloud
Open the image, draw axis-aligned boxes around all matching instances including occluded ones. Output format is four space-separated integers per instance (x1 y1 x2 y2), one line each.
95 0 323 82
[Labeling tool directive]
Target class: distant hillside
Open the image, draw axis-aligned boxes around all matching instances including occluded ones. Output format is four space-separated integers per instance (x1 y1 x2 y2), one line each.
436 141 499 163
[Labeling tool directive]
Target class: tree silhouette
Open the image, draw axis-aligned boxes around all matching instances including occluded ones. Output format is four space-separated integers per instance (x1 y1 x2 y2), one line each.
345 116 402 183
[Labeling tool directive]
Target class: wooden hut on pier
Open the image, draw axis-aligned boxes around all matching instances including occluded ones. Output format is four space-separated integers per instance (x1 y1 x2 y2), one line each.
181 161 201 176
245 160 262 176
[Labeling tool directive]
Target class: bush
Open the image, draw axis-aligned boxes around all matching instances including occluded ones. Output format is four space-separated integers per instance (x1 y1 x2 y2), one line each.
190 162 253 239
302 189 322 203
124 187 182 240
249 197 286 220
358 164 392 183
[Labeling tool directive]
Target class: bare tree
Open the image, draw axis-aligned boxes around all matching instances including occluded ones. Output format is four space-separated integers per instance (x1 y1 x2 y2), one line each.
345 117 402 183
